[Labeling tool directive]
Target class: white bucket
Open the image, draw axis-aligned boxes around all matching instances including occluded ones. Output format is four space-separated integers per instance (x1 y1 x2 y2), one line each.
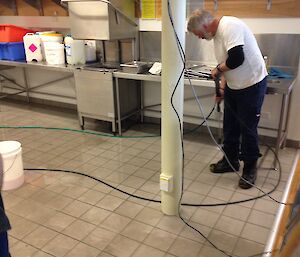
40 33 63 61
0 141 24 191
44 42 65 65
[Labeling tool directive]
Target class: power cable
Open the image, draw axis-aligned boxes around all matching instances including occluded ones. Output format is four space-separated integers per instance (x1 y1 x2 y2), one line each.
22 166 287 257
183 103 216 135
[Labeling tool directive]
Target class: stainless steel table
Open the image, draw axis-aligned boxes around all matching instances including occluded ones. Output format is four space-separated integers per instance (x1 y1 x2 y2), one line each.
113 71 296 167
267 78 296 166
113 71 215 136
0 60 79 72
0 60 79 102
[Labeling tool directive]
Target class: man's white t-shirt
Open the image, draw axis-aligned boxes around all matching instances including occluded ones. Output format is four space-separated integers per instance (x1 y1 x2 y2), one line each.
214 16 268 89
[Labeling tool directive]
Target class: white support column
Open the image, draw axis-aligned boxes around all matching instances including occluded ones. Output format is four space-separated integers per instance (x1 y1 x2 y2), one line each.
160 0 186 215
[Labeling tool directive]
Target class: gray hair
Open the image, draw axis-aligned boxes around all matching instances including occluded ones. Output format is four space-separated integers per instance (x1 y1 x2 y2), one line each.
187 9 214 32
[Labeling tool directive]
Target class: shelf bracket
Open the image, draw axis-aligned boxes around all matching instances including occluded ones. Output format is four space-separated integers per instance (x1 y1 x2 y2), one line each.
267 0 272 11
1 0 18 15
24 0 44 15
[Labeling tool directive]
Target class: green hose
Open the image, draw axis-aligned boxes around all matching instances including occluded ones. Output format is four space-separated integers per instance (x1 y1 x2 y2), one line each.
0 125 160 139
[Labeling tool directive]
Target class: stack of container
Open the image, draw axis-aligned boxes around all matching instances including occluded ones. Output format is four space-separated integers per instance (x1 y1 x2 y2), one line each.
0 25 34 61
0 26 97 65
23 31 66 65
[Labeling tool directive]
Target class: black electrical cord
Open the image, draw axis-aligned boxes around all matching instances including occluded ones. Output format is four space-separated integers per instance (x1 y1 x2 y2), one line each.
167 2 238 257
166 2 233 256
23 151 284 209
141 102 216 135
183 103 216 135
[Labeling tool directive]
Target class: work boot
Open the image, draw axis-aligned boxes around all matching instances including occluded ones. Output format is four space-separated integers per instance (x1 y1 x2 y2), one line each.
210 157 239 173
239 160 257 189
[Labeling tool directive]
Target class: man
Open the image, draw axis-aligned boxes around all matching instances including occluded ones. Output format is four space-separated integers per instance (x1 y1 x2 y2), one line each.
0 156 11 257
187 10 268 189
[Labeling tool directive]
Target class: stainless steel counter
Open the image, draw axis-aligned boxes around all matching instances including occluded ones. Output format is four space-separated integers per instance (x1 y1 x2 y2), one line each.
113 71 295 94
0 60 294 94
267 78 296 95
113 71 215 88
0 60 81 73
113 71 296 167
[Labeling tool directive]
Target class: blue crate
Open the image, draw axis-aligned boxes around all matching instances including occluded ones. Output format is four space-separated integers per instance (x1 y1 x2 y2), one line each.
0 42 26 61
0 45 3 60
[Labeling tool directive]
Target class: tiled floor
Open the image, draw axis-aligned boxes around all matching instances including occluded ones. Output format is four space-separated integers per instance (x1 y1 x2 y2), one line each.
0 100 298 257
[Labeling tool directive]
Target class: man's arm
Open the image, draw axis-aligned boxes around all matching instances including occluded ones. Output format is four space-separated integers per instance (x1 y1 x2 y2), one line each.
211 45 245 79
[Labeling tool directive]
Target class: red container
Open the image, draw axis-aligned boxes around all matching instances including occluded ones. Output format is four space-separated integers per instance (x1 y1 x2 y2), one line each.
0 24 34 42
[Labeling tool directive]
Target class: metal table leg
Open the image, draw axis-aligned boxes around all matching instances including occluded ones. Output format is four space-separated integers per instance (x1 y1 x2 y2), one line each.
115 77 122 136
282 92 292 148
140 81 144 123
274 94 287 167
23 67 30 103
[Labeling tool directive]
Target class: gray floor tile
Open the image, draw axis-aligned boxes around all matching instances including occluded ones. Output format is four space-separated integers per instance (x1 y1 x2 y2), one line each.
1 101 297 257
104 235 140 257
144 227 177 251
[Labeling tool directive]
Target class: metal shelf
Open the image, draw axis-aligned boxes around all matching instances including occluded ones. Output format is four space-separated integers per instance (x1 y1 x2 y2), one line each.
1 0 18 15
24 0 44 15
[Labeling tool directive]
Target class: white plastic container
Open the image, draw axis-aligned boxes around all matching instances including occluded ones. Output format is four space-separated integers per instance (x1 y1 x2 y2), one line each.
23 33 43 62
85 40 97 63
40 33 63 61
0 141 24 191
64 36 86 65
44 42 65 65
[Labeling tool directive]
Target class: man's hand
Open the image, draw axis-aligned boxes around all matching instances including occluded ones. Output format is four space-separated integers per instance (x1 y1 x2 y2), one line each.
211 67 221 80
215 76 226 103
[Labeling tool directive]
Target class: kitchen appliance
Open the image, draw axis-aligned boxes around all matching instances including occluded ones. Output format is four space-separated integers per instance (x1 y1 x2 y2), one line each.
61 0 137 40
74 63 140 132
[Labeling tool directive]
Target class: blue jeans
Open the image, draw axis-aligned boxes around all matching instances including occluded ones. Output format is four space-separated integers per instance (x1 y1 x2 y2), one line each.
223 77 267 162
0 231 10 257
